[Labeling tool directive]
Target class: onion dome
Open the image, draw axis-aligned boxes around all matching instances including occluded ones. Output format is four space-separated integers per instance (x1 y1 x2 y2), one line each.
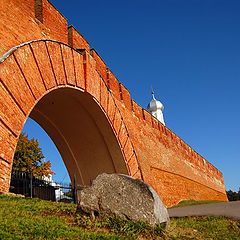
147 92 164 112
147 91 165 125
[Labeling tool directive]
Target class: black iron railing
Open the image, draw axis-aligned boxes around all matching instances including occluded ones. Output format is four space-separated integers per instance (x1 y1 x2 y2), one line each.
10 171 76 203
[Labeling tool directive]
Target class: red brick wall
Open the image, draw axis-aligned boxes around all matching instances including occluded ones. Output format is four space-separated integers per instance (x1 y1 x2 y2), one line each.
0 39 141 193
0 0 227 206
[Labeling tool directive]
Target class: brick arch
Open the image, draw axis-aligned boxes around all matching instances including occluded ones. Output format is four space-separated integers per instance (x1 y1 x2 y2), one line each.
0 40 142 192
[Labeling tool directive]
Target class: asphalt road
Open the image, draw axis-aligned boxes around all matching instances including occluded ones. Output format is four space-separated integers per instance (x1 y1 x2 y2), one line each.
168 201 240 220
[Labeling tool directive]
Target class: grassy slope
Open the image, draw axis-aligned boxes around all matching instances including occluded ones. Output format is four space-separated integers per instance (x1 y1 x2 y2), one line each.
0 195 119 240
0 195 239 240
167 217 240 240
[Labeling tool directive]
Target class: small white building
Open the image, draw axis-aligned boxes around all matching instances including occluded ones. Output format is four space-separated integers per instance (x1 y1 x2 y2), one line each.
147 91 165 125
42 174 66 201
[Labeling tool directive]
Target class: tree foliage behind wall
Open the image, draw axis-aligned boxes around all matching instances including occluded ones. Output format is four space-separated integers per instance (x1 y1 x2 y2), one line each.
13 133 53 178
226 189 240 201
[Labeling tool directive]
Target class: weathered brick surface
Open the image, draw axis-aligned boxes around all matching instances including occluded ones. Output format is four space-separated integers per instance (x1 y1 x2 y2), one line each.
143 109 153 126
107 93 116 123
0 122 17 163
0 0 35 56
118 123 129 149
85 53 101 102
119 83 132 111
30 41 57 90
68 26 90 52
0 81 26 136
14 44 46 100
0 158 12 192
133 169 142 180
100 80 109 113
0 0 68 56
152 116 159 130
128 154 139 176
0 56 35 115
91 50 108 83
0 0 227 206
41 0 68 44
72 50 85 90
132 100 144 120
150 167 226 206
92 74 101 103
61 45 76 86
123 138 134 162
46 42 66 85
113 110 122 135
107 70 121 101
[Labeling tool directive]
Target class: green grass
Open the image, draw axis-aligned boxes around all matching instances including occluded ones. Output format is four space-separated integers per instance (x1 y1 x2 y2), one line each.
170 199 224 208
75 213 165 239
0 195 239 239
167 216 240 240
0 195 163 239
0 195 120 239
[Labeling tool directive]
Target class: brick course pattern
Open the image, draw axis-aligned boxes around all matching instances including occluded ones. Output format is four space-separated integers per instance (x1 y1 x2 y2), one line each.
0 0 227 206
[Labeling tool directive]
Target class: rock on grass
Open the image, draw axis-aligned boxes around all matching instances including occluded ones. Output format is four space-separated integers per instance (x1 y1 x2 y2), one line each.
77 173 169 226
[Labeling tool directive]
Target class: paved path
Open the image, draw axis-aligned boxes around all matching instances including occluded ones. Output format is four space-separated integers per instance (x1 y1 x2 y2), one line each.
168 201 240 220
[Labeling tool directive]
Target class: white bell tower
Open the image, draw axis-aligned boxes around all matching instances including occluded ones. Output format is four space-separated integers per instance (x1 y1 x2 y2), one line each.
147 91 165 125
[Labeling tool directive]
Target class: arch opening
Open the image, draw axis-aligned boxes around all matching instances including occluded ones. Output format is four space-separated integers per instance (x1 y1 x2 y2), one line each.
28 87 128 186
22 117 71 184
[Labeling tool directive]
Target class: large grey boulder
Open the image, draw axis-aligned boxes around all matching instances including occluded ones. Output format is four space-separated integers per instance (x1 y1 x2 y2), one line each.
77 173 169 226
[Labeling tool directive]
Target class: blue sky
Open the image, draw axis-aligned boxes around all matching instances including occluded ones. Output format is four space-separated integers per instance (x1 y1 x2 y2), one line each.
24 0 240 190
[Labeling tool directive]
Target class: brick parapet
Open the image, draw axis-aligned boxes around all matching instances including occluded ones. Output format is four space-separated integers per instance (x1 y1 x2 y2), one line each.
115 92 224 189
119 89 223 184
68 26 90 52
155 119 223 183
90 49 108 83
36 0 68 44
107 69 122 101
89 49 135 113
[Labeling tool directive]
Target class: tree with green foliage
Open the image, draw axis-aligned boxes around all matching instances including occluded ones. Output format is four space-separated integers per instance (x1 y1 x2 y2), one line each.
226 189 240 201
13 133 53 178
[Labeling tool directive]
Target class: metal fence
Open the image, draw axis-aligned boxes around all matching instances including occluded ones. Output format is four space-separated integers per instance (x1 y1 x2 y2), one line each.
10 171 76 203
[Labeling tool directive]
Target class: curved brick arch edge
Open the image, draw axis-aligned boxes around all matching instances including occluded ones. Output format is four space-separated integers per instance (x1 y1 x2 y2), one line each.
0 40 143 191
